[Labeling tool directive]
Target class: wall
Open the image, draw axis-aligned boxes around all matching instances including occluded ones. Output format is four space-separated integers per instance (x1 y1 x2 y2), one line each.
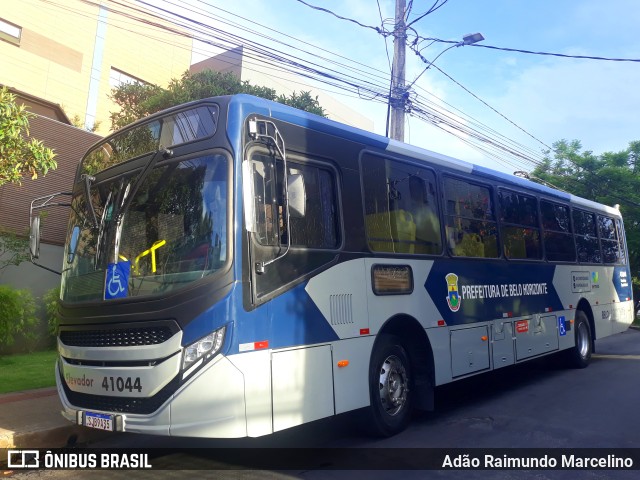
0 1 192 135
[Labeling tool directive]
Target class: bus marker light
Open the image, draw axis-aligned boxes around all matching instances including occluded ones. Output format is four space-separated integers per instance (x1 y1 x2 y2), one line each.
239 340 269 352
545 307 553 312
502 312 513 318
437 320 446 327
337 360 349 368
360 328 370 335
481 336 488 342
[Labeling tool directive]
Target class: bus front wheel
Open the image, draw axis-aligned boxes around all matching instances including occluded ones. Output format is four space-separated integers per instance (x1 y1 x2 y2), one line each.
566 310 592 368
366 335 413 437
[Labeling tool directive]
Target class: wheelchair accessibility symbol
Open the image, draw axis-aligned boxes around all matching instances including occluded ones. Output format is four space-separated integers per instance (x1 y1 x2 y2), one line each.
105 261 130 299
558 315 567 336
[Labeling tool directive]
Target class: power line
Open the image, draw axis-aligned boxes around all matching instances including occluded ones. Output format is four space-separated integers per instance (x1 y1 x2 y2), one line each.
417 37 640 63
36 0 549 172
406 0 449 28
472 43 640 63
428 63 552 152
293 0 386 35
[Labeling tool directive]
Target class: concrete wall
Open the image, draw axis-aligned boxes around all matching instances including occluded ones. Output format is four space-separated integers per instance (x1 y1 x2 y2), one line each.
0 243 63 300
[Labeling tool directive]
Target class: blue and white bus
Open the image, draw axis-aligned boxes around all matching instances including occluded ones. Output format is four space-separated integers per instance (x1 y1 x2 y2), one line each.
31 94 633 438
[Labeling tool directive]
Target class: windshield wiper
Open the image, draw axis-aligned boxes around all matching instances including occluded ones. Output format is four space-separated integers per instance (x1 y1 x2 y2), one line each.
81 174 99 228
117 147 173 221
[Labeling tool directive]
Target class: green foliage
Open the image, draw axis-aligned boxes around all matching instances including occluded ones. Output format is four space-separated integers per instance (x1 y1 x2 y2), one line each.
277 90 325 117
110 70 326 130
0 285 38 349
70 114 101 133
0 349 57 393
531 139 640 297
43 286 61 337
0 86 57 186
0 226 30 272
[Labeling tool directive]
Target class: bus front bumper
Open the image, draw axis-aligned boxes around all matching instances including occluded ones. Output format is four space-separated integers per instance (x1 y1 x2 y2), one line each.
57 354 247 438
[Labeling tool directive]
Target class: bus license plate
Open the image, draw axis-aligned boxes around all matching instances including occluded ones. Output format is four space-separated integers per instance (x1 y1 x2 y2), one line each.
84 412 114 431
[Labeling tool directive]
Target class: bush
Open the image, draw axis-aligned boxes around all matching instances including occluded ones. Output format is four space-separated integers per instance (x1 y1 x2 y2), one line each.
0 285 38 350
43 286 61 337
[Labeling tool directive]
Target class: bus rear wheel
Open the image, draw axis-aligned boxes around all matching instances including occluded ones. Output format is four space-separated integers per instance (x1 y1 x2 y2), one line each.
366 335 413 437
565 310 592 368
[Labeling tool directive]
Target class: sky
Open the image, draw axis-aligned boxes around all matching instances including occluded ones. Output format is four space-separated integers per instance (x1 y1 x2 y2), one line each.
157 0 640 174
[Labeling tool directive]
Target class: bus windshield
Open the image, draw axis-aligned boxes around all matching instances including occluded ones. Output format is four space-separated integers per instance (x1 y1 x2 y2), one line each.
61 152 228 303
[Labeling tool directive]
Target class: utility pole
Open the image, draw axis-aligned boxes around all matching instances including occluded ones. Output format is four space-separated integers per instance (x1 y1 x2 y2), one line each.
389 0 406 142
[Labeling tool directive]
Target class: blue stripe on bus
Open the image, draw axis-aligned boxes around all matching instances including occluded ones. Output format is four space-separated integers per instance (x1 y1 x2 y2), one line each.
613 266 633 301
262 282 340 349
182 280 340 352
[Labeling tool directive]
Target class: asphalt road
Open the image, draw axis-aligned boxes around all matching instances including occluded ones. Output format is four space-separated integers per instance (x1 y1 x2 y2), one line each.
7 328 640 480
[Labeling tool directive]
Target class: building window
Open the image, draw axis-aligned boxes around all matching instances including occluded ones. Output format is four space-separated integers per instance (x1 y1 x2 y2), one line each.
0 18 21 46
109 68 146 88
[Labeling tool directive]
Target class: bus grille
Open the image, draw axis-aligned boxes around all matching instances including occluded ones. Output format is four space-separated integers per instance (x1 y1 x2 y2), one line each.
61 376 180 415
60 326 174 347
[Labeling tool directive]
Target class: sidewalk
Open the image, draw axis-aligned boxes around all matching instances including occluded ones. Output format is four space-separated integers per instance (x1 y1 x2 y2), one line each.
0 387 107 449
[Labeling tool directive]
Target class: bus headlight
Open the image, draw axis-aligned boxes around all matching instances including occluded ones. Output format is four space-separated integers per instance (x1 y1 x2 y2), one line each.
182 326 226 373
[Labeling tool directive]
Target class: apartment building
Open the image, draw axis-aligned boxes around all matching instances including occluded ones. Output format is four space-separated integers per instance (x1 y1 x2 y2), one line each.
0 0 193 134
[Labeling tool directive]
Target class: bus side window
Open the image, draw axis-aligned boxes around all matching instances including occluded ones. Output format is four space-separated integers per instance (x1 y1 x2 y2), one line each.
362 154 442 255
443 177 498 258
615 219 627 265
540 200 575 262
499 190 542 260
573 209 601 263
598 215 619 264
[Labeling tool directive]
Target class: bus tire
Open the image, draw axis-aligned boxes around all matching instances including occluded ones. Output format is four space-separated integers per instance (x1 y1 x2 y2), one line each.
366 335 413 437
566 310 592 368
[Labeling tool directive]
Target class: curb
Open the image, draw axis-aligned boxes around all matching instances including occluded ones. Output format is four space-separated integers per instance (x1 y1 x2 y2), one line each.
0 388 110 452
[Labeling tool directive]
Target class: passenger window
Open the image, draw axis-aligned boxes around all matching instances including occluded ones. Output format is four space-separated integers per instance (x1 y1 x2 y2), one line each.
573 210 601 263
250 152 339 249
362 155 442 254
499 190 542 260
615 219 627 265
598 215 620 264
540 200 575 262
443 177 498 258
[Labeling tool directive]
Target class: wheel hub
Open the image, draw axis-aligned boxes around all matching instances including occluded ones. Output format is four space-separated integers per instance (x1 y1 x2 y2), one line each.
378 354 408 416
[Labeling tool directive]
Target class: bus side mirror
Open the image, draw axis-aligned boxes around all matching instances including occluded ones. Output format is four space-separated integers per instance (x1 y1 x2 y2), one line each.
242 160 257 233
68 225 80 263
29 216 41 260
287 174 306 218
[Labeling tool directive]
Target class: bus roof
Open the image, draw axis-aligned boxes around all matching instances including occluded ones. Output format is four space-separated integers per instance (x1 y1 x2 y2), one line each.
231 95 620 218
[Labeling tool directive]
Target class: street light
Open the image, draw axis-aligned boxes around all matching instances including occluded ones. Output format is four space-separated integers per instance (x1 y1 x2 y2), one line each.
407 32 485 90
459 32 485 46
388 28 485 141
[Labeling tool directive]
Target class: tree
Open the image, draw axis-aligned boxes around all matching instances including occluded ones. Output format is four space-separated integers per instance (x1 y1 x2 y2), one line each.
531 139 640 297
110 70 326 130
0 86 57 186
0 227 30 274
